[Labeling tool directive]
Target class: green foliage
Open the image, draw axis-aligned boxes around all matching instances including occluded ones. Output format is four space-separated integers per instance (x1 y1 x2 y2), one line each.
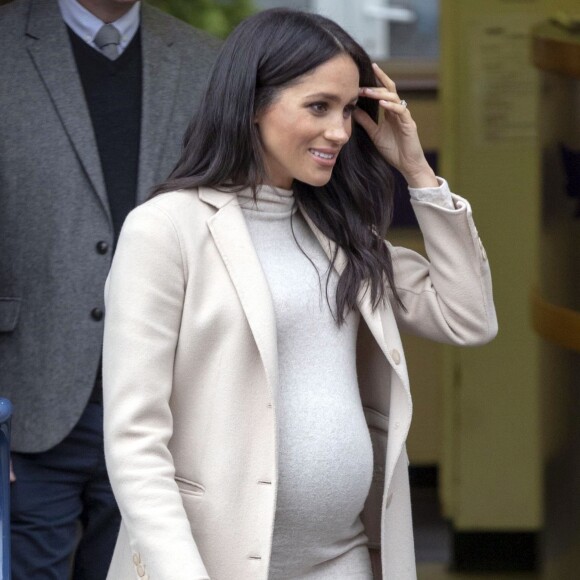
150 0 256 39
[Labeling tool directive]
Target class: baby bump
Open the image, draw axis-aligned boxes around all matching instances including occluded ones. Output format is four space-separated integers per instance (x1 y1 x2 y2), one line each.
274 391 374 543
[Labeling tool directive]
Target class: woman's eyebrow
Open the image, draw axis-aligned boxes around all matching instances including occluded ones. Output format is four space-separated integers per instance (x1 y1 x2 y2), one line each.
304 92 359 103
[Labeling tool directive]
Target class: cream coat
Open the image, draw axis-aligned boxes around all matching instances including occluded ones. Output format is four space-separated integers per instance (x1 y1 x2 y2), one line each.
103 186 497 580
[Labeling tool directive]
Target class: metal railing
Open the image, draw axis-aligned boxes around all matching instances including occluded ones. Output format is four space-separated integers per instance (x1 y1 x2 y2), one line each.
0 398 13 580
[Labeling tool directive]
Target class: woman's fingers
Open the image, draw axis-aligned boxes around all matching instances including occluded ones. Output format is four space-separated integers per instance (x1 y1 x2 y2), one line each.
359 63 411 118
372 62 396 92
378 99 411 118
359 88 410 119
359 87 399 103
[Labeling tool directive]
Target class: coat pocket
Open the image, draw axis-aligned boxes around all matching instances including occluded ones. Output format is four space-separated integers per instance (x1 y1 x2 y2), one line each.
0 297 21 332
175 476 206 497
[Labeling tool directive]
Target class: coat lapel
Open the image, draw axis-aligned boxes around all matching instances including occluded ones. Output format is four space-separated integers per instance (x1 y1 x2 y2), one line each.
25 0 110 221
136 4 181 205
201 188 279 397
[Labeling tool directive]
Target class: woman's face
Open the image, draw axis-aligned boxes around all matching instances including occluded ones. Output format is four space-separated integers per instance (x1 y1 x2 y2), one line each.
255 54 360 189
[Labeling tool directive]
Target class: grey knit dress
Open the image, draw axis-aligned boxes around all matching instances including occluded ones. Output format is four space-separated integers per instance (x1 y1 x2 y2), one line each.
238 186 374 580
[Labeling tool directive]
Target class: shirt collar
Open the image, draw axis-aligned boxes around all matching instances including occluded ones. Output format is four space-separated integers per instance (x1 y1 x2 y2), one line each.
57 0 141 50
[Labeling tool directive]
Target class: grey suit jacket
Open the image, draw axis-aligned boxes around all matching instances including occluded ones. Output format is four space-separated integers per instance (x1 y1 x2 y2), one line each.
0 0 220 452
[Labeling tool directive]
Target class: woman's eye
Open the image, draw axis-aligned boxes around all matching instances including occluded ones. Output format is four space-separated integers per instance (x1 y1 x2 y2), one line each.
344 104 356 118
309 102 328 114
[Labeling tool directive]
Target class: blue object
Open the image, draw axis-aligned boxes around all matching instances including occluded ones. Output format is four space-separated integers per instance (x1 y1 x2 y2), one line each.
0 398 13 580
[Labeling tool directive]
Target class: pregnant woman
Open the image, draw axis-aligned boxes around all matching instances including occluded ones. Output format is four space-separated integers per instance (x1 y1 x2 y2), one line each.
102 8 497 580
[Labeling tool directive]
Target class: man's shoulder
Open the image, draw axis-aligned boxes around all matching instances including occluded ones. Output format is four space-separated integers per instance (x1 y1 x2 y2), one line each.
0 0 28 17
142 3 221 55
0 0 29 37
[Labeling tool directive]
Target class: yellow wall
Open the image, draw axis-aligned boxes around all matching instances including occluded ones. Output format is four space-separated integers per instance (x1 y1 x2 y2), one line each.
438 0 579 531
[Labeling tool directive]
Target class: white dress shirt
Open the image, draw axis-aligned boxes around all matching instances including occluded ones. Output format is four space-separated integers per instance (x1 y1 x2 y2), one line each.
58 0 141 57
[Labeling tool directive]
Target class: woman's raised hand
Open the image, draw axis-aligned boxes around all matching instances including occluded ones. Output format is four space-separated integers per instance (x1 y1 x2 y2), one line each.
354 63 438 188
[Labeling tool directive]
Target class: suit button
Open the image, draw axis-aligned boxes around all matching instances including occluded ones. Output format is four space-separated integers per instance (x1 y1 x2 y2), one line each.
91 308 103 321
386 492 393 509
391 349 401 365
137 564 146 577
96 241 109 254
133 553 140 565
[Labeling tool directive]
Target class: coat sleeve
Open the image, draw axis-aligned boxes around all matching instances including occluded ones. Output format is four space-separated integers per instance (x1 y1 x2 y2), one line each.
388 194 498 346
102 202 210 580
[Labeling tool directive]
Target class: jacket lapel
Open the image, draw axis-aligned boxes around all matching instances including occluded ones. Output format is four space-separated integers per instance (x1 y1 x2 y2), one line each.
136 4 181 205
200 188 279 397
25 0 110 221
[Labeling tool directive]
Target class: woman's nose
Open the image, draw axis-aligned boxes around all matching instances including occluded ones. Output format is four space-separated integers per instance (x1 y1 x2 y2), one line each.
324 118 350 145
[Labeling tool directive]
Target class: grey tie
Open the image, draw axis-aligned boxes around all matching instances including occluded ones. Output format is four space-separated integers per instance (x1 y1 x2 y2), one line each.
94 24 121 60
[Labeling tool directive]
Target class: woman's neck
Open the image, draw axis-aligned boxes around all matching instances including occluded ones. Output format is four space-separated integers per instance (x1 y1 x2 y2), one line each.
237 184 295 215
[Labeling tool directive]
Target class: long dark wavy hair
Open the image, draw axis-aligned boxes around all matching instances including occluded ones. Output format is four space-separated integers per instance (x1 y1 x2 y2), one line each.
152 8 405 324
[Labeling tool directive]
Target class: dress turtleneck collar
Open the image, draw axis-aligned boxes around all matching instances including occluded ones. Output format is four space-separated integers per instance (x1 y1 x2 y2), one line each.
236 184 296 216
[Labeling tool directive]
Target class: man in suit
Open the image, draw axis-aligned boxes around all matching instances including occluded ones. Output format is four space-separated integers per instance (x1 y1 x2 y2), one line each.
0 0 219 577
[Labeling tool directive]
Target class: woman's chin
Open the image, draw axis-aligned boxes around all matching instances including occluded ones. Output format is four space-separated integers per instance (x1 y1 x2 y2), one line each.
298 172 333 188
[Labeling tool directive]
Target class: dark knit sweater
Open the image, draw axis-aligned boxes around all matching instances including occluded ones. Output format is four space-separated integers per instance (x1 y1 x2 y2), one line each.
68 27 143 244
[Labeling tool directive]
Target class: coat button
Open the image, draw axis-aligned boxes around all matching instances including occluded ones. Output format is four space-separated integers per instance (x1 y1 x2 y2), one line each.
91 308 103 321
137 564 146 577
96 241 109 254
391 349 401 365
133 553 140 565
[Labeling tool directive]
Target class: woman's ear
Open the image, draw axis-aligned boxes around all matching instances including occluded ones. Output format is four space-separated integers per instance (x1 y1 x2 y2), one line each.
254 103 267 126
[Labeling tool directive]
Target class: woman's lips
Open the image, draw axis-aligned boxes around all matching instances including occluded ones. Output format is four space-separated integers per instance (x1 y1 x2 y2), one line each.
309 148 338 167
